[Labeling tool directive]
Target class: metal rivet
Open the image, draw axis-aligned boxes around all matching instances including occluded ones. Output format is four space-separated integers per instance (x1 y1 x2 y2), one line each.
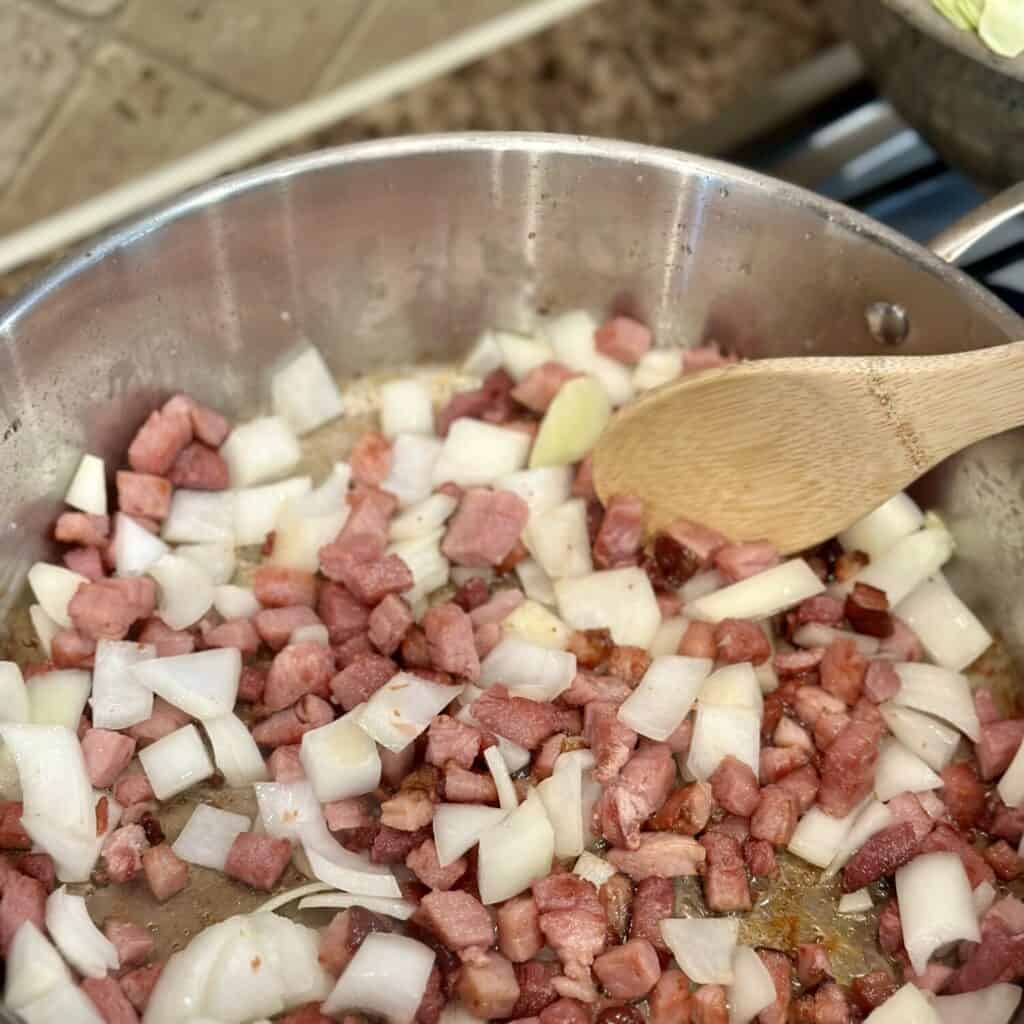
866 302 910 346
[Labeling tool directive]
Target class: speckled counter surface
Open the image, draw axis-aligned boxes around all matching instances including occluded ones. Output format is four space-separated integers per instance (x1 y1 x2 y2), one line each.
0 0 833 301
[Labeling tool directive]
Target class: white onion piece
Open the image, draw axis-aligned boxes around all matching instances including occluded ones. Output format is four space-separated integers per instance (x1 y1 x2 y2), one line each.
114 513 169 576
390 494 458 541
502 600 570 651
973 880 997 918
64 453 107 516
618 655 712 741
235 476 312 547
29 604 60 658
536 754 584 858
699 662 763 714
824 800 893 878
792 623 880 656
172 803 250 871
292 624 329 647
511 559 554 608
20 812 102 884
838 493 924 559
574 851 616 888
478 791 554 904
874 739 943 802
175 542 236 586
272 346 345 436
660 917 738 984
498 734 532 774
728 945 777 1024
379 378 435 438
497 466 574 520
0 745 20 802
257 881 333 913
634 349 682 392
497 332 553 380
222 416 301 487
431 419 531 487
688 559 824 623
300 709 381 802
788 801 866 869
4 921 72 1010
649 617 689 657
213 583 261 620
383 434 444 508
161 489 235 545
433 803 509 867
45 886 118 978
853 526 954 606
839 889 874 913
91 639 157 729
997 738 1024 808
271 500 348 574
680 569 726 603
27 563 87 628
935 984 1022 1024
462 330 504 376
297 893 416 920
897 576 991 672
303 832 402 898
544 309 634 406
388 530 449 606
479 636 576 701
133 647 240 720
687 705 760 781
880 704 960 772
203 713 268 786
138 724 214 799
254 781 322 842
18 981 104 1024
0 662 28 723
555 567 661 647
484 745 519 812
204 917 288 1021
147 552 214 630
323 932 435 1024
525 498 593 579
896 851 980 974
892 663 980 741
26 669 90 729
358 673 462 753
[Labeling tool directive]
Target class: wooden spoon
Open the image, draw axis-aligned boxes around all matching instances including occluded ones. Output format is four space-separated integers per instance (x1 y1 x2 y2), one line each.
591 342 1024 555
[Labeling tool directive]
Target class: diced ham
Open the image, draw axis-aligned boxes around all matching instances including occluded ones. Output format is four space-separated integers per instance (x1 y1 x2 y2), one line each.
119 963 164 1014
253 566 317 608
990 802 1024 843
137 618 195 657
423 602 480 681
777 765 820 814
142 843 188 902
203 617 260 655
794 685 846 727
679 620 717 659
279 1007 335 1024
650 780 714 836
319 906 393 975
113 773 155 807
714 618 771 665
919 824 995 888
436 371 516 436
538 908 606 967
163 394 230 448
844 582 892 639
593 938 661 999
458 951 521 1020
584 701 638 783
421 889 495 950
849 971 896 1014
692 984 728 1024
682 342 737 373
975 688 1002 726
102 825 149 883
263 746 303 785
863 660 900 704
323 796 373 831
511 361 579 412
666 716 693 755
539 998 590 1024
454 576 491 613
381 788 435 831
757 949 792 1024
445 764 499 804
814 711 850 750
232 664 266 704
310 586 366 649
69 576 156 640
841 822 918 892
427 715 483 770
404 838 466 893
711 756 761 817
55 511 110 546
372 824 431 865
887 792 934 844
593 496 644 570
442 489 530 568
126 697 191 747
774 648 825 678
774 716 814 753
812 982 851 1023
975 718 1024 780
469 589 524 627
606 833 705 880
560 672 632 708
14 853 55 892
263 642 335 711
531 734 565 783
744 838 779 878
473 685 564 750
649 968 691 1024
751 785 799 847
378 745 417 790
794 595 845 627
350 431 393 486
796 943 832 988
879 616 923 662
531 875 602 917
594 317 652 364
984 840 1023 880
598 872 632 946
320 545 414 606
701 830 751 912
817 719 882 817
819 639 866 706
0 871 46 953
81 976 140 1024
714 540 779 582
103 918 154 968
166 442 228 490
251 694 334 747
760 745 810 784
946 918 1024 994
64 545 106 580
368 594 413 656
52 628 97 668
224 832 291 892
328 653 397 712
128 405 192 475
594 742 675 849
512 961 561 1018
497 895 544 963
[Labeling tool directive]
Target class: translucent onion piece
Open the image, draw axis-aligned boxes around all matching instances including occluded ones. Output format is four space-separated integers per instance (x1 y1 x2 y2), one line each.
432 419 531 488
17 981 104 1024
979 0 1024 57
896 576 991 672
433 803 509 868
357 673 463 753
788 801 866 870
271 346 345 436
477 791 554 905
516 558 557 607
213 584 261 621
536 754 583 858
934 984 1022 1024
45 886 118 978
792 623 880 656
132 647 240 721
530 377 613 468
3 921 72 1010
728 945 777 1024
147 552 214 630
222 415 302 487
254 781 322 842
891 663 980 740
389 494 458 542
852 526 954 606
302 832 402 899
617 655 712 741
880 704 961 772
874 739 943 803
839 889 873 914
27 563 88 629
64 453 107 516
382 434 444 508
484 745 519 812
573 851 616 888
300 709 381 802
174 542 236 586
379 378 435 438
698 662 763 714
686 705 760 781
497 332 553 380
649 617 690 657
824 800 893 878
0 662 28 724
114 513 169 576
838 493 923 560
26 669 90 730
479 636 576 702
688 559 824 623
863 983 943 1022
161 489 235 545
660 917 739 984
680 569 726 603
997 737 1024 808
29 605 60 658
257 882 332 914
387 530 450 606
973 881 998 919
525 498 593 579
634 349 682 392
235 476 312 547
462 331 505 377
555 567 661 648
496 466 574 520
172 803 250 871
297 893 416 920
202 713 268 787
138 723 214 800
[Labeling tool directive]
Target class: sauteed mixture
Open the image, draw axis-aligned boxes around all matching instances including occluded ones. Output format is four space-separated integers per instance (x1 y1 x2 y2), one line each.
0 309 1021 1024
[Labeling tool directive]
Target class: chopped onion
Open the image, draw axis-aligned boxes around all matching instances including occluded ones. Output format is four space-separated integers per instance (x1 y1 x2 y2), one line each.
175 542 236 586
497 466 574 519
64 453 107 516
788 801 866 869
660 917 738 984
824 800 894 878
891 663 980 740
497 332 553 379
618 655 712 741
935 984 1022 1024
687 705 761 781
358 673 462 753
292 623 329 647
147 552 214 630
478 791 554 904
27 563 88 628
838 493 924 560
479 636 576 701
874 738 943 802
501 600 570 651
555 567 661 648
497 734 532 774
257 881 333 913
45 885 118 978
536 752 584 858
20 810 103 884
462 331 505 376
573 851 616 888
680 569 726 603
792 623 880 656
544 309 634 406
271 345 345 436
26 669 90 729
880 704 960 772
302 831 402 898
382 434 444 508
322 932 435 1024
728 945 777 1024
132 647 240 720
114 513 169 576
299 709 381 803
0 662 28 723
203 713 268 786
390 493 458 541
838 889 873 914
222 416 302 487
484 745 519 812
235 476 312 547
4 921 72 1010
138 723 214 799
270 466 350 572
297 893 416 920
379 378 435 438
525 498 593 579
433 803 509 867
16 979 104 1023
633 349 682 392
254 781 322 842
649 617 689 657
432 419 530 487
161 489 235 545
699 663 763 714
997 737 1024 808
896 851 980 974
172 803 250 871
213 583 261 620
203 917 289 1021
897 575 991 673
29 604 60 657
688 559 824 623
853 525 954 606
516 558 557 606
388 530 449 606
973 881 997 918
530 377 613 468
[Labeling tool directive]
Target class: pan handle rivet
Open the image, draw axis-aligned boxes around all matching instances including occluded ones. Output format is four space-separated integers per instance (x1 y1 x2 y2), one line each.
866 302 910 346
